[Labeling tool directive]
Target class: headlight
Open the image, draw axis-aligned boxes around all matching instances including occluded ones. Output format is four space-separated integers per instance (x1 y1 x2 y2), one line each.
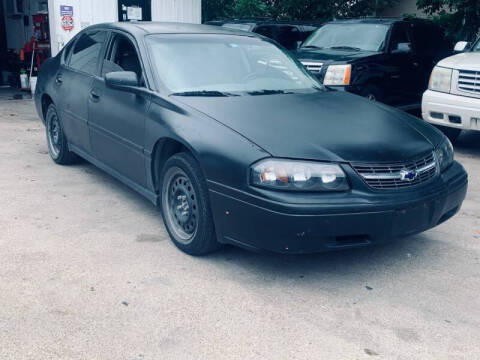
428 66 452 93
323 64 351 85
250 159 350 192
435 138 454 172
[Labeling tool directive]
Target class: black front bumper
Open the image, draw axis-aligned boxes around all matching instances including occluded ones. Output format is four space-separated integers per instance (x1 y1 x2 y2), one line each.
208 161 467 253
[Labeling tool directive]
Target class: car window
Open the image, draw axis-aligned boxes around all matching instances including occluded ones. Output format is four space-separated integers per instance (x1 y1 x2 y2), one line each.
69 31 107 75
102 33 143 84
146 34 322 94
389 23 410 52
276 26 301 50
303 23 389 52
255 25 276 39
409 23 445 54
61 39 75 65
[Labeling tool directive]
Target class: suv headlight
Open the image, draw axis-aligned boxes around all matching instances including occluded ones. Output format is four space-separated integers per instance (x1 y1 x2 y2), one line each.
250 159 350 192
324 64 351 85
435 138 454 172
428 66 452 93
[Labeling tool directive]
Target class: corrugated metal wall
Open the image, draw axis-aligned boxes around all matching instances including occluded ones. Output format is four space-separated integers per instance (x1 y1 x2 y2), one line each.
152 0 201 24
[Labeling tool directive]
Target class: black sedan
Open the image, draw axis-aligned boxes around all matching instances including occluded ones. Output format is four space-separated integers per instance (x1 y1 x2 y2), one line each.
34 22 467 255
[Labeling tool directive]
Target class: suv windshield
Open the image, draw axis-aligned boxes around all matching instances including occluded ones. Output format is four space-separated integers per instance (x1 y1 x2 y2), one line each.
302 23 389 52
222 23 255 32
146 34 322 95
472 40 480 52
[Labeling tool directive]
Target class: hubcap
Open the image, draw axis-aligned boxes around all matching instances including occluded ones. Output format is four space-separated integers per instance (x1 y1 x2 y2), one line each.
366 94 376 101
47 113 61 158
162 167 199 244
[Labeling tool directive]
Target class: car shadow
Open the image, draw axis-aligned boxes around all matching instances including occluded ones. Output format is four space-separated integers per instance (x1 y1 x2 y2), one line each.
204 233 435 285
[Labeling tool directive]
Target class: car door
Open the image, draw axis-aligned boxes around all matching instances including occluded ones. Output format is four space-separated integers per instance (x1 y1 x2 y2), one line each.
387 22 422 105
88 31 150 188
57 31 107 153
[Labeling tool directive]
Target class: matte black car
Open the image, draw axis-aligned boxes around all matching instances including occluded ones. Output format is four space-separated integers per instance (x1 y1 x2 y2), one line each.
296 18 452 110
35 22 467 255
205 19 321 50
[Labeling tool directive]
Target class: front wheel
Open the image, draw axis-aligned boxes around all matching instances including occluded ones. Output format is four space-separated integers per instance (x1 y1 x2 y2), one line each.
160 152 221 255
436 126 462 143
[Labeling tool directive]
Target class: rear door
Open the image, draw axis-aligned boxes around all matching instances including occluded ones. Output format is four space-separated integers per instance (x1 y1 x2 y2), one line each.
88 31 150 187
57 31 107 153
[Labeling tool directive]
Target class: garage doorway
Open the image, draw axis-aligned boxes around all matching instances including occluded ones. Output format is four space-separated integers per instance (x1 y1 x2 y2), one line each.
118 0 151 22
0 0 50 99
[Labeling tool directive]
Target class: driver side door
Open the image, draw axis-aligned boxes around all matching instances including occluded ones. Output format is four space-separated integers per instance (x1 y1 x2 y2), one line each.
88 31 151 188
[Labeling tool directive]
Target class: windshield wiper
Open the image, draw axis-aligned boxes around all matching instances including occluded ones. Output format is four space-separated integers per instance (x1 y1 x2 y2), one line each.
247 89 293 96
170 90 239 97
328 46 362 51
300 45 324 50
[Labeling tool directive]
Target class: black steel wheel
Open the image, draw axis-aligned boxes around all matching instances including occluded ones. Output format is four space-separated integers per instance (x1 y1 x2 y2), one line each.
45 104 77 165
160 152 221 255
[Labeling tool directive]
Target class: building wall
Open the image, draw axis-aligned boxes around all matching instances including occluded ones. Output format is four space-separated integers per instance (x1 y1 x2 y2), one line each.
47 0 201 56
152 0 201 24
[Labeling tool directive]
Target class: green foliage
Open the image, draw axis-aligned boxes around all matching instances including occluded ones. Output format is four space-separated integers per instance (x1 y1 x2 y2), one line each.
416 0 480 41
202 0 399 22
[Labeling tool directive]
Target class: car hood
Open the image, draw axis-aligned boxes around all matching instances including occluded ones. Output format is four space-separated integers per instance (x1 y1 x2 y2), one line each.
295 48 380 63
175 91 442 163
438 52 480 71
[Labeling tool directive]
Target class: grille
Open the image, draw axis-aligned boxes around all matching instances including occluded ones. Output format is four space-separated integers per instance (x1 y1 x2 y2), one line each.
352 153 437 190
458 70 480 94
301 61 323 73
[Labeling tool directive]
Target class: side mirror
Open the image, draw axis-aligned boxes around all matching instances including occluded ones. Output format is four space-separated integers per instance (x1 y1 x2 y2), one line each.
454 41 470 52
105 71 140 92
392 42 412 54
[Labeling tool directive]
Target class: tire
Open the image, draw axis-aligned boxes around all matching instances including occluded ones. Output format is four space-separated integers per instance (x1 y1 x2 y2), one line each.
160 152 222 255
45 104 78 165
436 125 461 143
360 85 382 102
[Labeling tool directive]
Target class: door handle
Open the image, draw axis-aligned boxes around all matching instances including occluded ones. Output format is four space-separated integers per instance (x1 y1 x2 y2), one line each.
90 90 100 101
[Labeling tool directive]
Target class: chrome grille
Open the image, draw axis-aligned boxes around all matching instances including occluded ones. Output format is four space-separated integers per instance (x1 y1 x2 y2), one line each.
458 70 480 94
352 153 437 190
301 61 323 73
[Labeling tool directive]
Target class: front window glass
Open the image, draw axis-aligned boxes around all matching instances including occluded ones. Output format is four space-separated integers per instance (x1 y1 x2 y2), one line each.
146 34 322 95
302 23 389 52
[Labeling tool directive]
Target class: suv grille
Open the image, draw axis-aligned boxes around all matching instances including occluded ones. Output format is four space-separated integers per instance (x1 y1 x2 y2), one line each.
301 61 323 73
352 153 437 190
458 70 480 94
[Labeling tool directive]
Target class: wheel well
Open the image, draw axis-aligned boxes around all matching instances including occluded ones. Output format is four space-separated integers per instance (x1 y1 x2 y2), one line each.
41 94 53 121
152 138 189 192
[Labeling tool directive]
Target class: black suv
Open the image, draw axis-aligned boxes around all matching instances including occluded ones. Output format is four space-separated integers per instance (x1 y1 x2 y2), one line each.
296 18 452 110
205 19 321 50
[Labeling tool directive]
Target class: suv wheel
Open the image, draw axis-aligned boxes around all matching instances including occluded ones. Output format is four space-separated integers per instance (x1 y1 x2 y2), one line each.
160 152 222 255
361 85 382 102
45 104 78 164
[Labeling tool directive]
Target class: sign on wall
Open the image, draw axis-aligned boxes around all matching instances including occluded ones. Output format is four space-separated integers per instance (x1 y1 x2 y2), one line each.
60 5 74 31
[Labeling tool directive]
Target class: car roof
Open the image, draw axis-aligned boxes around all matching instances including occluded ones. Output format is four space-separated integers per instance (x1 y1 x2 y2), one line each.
325 17 435 26
86 21 257 37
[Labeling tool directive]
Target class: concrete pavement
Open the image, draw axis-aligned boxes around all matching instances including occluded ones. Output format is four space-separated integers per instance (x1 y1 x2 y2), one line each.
0 100 479 359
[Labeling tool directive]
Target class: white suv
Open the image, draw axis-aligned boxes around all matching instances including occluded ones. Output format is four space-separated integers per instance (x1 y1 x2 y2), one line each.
422 40 480 141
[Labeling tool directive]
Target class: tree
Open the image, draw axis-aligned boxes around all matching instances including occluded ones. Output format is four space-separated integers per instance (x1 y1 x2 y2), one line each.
416 0 480 41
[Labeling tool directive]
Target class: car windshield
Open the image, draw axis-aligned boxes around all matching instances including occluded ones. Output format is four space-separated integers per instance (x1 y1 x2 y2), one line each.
302 23 389 52
222 23 255 32
146 34 322 95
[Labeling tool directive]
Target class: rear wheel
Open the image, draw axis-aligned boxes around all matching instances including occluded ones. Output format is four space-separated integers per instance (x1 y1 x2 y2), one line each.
160 152 221 255
436 125 461 143
45 104 78 164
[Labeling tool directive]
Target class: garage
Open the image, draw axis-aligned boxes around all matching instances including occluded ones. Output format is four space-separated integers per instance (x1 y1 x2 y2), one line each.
0 0 201 99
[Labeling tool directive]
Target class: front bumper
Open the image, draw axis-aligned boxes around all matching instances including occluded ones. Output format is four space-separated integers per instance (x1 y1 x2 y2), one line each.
422 90 480 131
209 161 467 253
